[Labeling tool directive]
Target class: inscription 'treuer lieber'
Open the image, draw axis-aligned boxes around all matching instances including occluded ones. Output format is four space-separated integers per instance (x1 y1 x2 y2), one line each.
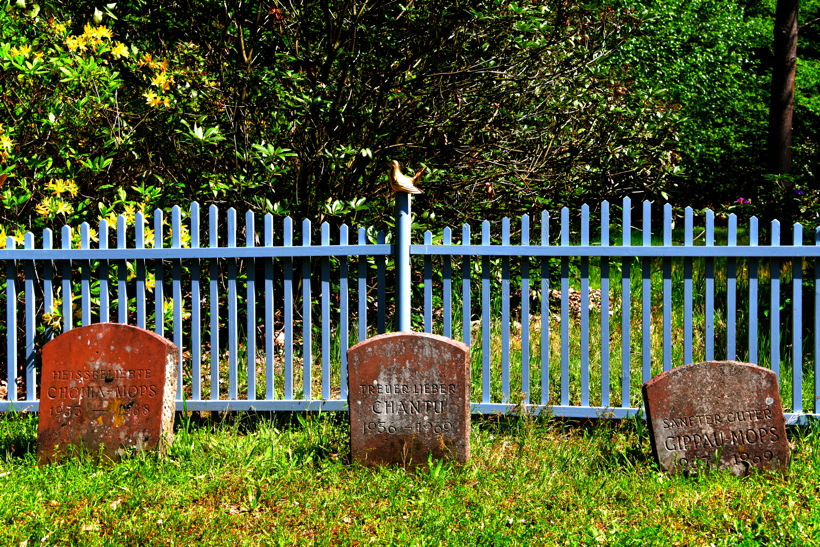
347 332 470 467
37 323 177 463
643 361 789 476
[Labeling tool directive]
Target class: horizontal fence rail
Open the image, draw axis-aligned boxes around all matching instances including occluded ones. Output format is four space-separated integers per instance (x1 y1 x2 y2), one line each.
1 198 819 423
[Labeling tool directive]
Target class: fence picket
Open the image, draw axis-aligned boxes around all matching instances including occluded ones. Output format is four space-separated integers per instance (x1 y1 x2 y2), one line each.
501 217 511 403
154 210 164 336
284 217 294 399
340 224 349 400
540 211 550 405
135 213 146 330
191 203 202 401
358 228 367 343
424 230 433 333
749 218 759 364
228 209 238 400
172 206 183 401
6 236 16 402
443 227 453 339
43 229 54 342
209 205 220 400
793 224 803 413
321 222 330 400
62 226 72 332
621 198 631 408
662 204 672 372
684 207 693 366
117 216 127 325
521 214 530 405
816 225 820 413
561 207 570 407
727 214 737 361
247 211 257 400
771 220 781 378
24 233 35 401
302 219 312 400
481 220 491 404
580 205 590 407
601 203 610 405
99 220 109 323
705 210 715 361
81 223 91 327
641 202 651 383
264 213 274 400
377 231 386 334
462 225 471 348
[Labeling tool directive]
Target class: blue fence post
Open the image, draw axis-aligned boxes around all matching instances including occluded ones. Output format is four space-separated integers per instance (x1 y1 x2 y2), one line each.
396 192 412 332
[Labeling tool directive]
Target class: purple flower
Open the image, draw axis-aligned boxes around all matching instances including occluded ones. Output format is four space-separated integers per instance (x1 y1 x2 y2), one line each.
736 197 751 205
794 189 805 196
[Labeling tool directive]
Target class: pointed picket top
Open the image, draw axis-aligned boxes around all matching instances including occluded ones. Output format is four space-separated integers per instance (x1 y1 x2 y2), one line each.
541 210 549 245
80 222 90 249
601 201 609 246
772 219 781 246
357 227 366 245
43 228 53 249
642 201 651 246
462 224 470 246
99 219 109 248
227 208 237 248
560 207 569 246
424 230 432 245
172 206 182 248
264 213 274 246
209 204 219 248
246 210 256 247
24 231 34 249
302 219 312 245
154 209 164 249
481 220 490 245
135 212 145 249
502 217 510 245
61 225 71 249
581 205 589 246
443 226 451 244
521 214 529 245
284 216 294 246
340 223 349 244
684 207 693 245
663 203 673 246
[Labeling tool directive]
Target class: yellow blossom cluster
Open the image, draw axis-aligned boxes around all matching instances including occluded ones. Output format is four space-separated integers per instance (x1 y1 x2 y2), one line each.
35 196 74 218
139 54 174 108
65 24 114 53
45 178 79 197
0 124 14 161
42 309 63 331
0 227 26 248
9 44 32 57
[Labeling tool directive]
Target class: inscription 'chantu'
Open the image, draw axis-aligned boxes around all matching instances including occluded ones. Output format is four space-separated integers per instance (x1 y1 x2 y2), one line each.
372 400 445 415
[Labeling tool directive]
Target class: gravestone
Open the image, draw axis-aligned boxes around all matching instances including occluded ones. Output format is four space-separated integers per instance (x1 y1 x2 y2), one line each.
643 361 789 475
347 332 470 467
37 323 178 463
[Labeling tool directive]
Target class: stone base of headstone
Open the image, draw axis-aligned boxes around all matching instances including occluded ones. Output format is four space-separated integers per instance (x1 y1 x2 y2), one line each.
347 332 470 467
643 361 789 476
37 323 178 463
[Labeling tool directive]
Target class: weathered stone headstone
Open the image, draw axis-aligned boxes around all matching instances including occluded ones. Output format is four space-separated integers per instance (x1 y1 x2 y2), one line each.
643 361 789 475
347 332 470 467
37 323 178 463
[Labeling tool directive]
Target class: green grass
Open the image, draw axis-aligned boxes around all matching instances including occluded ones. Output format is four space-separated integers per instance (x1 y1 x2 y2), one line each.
3 411 820 546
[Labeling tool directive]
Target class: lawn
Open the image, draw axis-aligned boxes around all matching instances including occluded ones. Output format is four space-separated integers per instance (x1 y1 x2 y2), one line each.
2 411 820 546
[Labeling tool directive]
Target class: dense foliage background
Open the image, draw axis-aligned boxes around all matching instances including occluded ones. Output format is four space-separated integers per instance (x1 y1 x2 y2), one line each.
0 0 818 242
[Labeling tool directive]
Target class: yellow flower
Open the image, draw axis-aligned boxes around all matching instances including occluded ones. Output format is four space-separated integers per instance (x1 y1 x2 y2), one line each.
45 178 67 195
145 275 156 291
0 135 13 153
143 90 161 107
66 35 87 52
35 201 50 216
10 45 32 57
95 25 113 39
55 22 67 34
55 200 73 216
151 71 173 90
65 179 79 197
160 96 171 108
0 124 4 134
0 228 5 248
110 41 128 58
144 227 156 247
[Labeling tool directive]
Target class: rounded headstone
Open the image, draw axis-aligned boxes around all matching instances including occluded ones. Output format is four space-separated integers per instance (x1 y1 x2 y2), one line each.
347 332 471 467
643 361 789 475
37 323 178 463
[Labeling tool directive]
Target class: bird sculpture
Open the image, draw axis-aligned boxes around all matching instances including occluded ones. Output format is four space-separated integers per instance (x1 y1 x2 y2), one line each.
388 160 425 194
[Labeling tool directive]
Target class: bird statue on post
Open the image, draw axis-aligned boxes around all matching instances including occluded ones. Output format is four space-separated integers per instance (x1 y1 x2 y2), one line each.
388 160 425 194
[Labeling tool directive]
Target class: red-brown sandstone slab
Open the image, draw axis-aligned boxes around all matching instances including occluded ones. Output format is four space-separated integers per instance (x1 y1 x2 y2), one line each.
643 361 789 475
347 332 470 467
37 323 178 463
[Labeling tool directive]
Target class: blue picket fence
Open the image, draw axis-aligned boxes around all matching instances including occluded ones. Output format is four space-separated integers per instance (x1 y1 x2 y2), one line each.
1 198 818 422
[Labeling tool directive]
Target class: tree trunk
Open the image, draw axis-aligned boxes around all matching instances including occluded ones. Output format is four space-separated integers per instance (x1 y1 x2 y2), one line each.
767 0 800 175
